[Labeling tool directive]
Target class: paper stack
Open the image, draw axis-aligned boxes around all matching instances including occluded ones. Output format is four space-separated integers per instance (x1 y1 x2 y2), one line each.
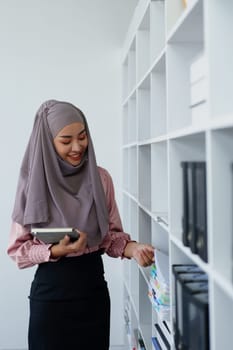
148 250 170 321
190 53 208 126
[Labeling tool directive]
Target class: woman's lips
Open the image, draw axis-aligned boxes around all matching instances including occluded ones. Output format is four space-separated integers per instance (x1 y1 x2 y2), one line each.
68 153 82 162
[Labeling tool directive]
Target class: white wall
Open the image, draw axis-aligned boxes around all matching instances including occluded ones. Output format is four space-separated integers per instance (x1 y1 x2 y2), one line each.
0 1 137 348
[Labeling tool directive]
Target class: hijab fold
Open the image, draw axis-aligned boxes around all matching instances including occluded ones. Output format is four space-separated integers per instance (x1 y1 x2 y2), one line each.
12 100 109 247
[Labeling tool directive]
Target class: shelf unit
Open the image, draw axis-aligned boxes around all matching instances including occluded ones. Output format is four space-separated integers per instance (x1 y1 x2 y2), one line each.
121 1 233 349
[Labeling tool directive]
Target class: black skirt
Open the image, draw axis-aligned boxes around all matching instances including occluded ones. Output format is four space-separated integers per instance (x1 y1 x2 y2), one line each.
28 251 110 350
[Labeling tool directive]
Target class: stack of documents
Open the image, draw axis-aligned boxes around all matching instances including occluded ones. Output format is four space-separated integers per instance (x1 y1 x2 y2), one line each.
148 250 170 320
189 53 208 126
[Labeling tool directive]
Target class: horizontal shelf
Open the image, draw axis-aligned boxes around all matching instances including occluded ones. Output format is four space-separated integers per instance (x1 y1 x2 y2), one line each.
122 191 170 234
122 142 138 149
122 118 233 146
138 136 167 145
166 0 202 43
209 114 233 130
170 235 210 275
122 86 137 106
167 124 207 140
122 189 138 204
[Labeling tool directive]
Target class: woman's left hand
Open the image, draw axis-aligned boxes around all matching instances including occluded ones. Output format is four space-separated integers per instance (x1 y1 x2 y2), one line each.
124 241 155 267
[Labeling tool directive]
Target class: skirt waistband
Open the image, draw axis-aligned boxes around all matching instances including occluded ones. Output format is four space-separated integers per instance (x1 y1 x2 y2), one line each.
30 250 106 301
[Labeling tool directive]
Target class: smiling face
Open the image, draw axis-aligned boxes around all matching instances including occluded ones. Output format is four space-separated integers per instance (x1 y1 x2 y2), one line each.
53 122 88 166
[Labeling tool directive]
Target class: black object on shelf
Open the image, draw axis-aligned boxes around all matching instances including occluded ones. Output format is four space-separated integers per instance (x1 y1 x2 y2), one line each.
232 163 233 283
172 264 209 350
181 161 208 262
181 282 209 349
181 162 193 247
154 323 170 350
172 265 208 350
152 336 162 350
183 292 209 350
194 162 208 261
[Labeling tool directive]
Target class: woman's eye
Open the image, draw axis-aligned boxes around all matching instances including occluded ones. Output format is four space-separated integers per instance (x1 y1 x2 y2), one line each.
62 142 70 145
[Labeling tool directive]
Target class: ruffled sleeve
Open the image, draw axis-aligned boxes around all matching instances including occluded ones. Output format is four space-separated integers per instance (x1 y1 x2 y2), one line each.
98 167 131 258
7 222 53 269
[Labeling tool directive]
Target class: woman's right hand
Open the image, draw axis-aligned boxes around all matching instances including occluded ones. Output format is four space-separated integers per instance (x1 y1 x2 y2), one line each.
50 230 87 258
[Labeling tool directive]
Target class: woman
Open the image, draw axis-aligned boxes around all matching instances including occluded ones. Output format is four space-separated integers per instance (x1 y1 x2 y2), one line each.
8 100 154 350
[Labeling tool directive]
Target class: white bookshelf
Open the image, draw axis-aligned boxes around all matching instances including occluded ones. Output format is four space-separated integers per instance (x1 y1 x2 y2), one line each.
121 1 233 349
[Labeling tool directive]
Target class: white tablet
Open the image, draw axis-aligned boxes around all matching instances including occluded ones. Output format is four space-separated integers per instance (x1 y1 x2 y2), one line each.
31 227 80 244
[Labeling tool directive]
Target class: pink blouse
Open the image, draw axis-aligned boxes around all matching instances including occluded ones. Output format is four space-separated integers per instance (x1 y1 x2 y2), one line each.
7 167 131 269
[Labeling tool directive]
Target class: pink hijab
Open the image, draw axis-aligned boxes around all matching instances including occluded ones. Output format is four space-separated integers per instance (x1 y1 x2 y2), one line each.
12 100 109 247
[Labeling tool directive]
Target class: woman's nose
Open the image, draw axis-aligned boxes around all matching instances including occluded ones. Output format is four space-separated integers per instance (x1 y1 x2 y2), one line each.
71 140 81 152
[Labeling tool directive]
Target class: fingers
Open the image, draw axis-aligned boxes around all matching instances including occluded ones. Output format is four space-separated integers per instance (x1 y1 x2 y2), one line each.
58 230 87 254
144 245 155 260
67 231 87 254
134 244 155 267
60 234 71 245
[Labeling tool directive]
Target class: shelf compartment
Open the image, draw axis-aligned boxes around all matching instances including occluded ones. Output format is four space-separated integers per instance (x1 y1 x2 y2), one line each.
166 0 202 41
150 53 167 138
167 0 203 43
168 133 206 242
206 0 233 119
122 102 129 145
170 240 200 341
136 7 150 83
151 141 168 217
128 92 137 143
123 287 132 347
123 259 131 294
150 0 165 64
139 273 153 350
166 0 185 37
166 43 204 132
152 219 169 255
128 38 136 95
130 259 139 318
138 74 151 141
129 303 140 350
128 146 138 198
138 207 151 244
212 282 233 350
170 240 199 274
123 193 130 236
139 144 151 210
209 128 233 282
171 235 210 276
122 56 128 101
130 198 139 242
122 39 136 101
166 1 204 132
123 148 129 192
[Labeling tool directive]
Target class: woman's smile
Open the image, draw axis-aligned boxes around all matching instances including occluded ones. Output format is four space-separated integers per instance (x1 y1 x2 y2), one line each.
68 152 83 164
